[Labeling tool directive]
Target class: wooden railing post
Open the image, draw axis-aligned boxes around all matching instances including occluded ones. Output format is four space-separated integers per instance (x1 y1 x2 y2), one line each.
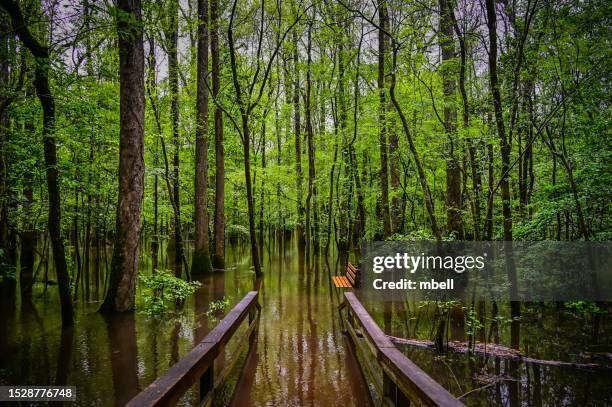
200 364 214 402
248 308 257 348
127 291 259 407
340 292 464 407
383 370 395 405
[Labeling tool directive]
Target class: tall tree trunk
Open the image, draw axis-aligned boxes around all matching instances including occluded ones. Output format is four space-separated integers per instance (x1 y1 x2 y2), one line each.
2 0 75 325
293 30 305 248
227 0 262 276
210 0 225 269
351 32 366 243
377 0 392 237
325 114 339 255
485 130 494 240
99 0 145 313
192 0 212 275
167 0 183 278
440 0 463 240
449 6 481 240
305 21 316 255
146 34 159 273
337 24 351 257
485 0 520 343
259 119 266 252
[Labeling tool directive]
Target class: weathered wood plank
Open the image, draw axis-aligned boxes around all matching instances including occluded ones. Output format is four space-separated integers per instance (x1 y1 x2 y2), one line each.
380 347 464 407
202 291 259 346
344 293 395 351
126 342 216 406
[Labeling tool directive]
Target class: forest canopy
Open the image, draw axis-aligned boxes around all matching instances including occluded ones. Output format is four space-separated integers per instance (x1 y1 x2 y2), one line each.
0 0 610 322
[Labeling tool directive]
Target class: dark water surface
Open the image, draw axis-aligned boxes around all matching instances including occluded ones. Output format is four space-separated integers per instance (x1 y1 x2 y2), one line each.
1 242 611 406
362 299 612 406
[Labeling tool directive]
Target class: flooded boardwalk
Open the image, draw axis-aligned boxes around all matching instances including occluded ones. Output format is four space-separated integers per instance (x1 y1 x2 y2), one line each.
231 251 370 406
0 245 371 406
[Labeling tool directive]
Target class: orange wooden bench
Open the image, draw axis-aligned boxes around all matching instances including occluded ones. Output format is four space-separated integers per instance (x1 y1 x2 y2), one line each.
332 262 360 288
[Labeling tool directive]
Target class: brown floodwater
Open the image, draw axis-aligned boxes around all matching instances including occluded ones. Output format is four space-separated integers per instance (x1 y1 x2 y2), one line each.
1 241 611 406
0 243 370 406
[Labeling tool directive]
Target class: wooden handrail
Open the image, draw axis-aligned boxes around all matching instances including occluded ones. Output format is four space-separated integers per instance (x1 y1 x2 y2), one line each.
126 291 260 407
341 292 464 407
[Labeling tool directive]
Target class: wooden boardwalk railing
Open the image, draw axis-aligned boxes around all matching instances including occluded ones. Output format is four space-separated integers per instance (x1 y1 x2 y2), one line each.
126 291 260 407
340 292 464 407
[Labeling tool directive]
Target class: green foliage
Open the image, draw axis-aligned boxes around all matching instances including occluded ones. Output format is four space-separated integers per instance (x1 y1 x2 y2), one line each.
206 297 231 316
226 224 249 242
465 307 484 340
564 301 603 314
139 270 201 316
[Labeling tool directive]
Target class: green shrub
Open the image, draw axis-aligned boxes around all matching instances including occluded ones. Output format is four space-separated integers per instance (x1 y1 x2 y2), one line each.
139 270 201 316
206 296 231 316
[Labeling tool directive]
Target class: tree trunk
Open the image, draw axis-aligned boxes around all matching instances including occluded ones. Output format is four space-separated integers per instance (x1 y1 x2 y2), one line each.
99 0 145 313
485 0 520 340
259 119 266 252
241 117 262 276
440 0 463 240
293 30 305 248
450 6 481 240
145 35 159 273
192 0 212 275
378 0 392 237
167 0 183 278
305 21 316 255
210 0 225 269
351 32 366 243
337 26 351 256
2 0 75 325
227 0 262 276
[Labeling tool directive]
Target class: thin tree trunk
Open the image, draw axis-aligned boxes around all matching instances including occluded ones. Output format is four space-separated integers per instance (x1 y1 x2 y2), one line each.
259 119 266 252
2 0 74 325
167 0 183 278
440 0 463 239
145 34 159 273
305 21 316 255
451 5 481 239
485 0 520 344
351 31 366 243
73 188 82 301
226 0 262 276
293 29 305 248
210 0 225 269
378 0 391 237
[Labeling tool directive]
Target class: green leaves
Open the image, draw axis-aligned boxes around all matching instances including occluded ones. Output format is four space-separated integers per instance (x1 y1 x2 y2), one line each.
139 270 201 316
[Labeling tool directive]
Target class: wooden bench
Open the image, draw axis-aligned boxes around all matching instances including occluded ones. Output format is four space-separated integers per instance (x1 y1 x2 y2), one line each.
333 261 360 288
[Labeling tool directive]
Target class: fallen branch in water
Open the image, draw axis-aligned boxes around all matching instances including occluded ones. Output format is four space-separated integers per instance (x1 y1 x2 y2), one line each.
387 335 612 372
